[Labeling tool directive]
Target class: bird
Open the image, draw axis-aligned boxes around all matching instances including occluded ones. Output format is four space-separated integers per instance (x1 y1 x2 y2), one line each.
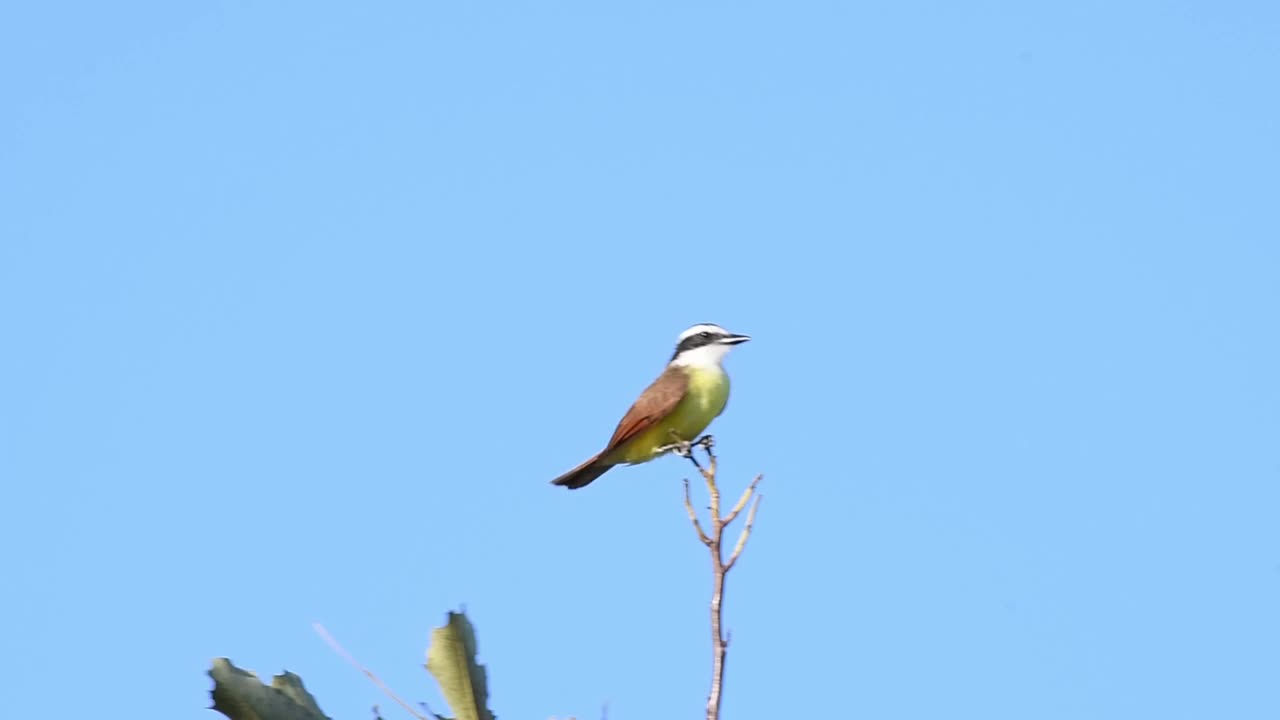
550 323 750 489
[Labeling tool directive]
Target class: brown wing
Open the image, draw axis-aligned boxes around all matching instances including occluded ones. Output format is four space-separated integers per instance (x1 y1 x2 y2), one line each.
601 366 688 453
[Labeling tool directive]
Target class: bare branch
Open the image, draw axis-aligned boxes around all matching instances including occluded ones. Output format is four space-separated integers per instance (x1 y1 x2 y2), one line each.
725 493 763 571
678 438 763 720
703 455 721 528
683 479 712 546
722 474 762 526
313 623 430 720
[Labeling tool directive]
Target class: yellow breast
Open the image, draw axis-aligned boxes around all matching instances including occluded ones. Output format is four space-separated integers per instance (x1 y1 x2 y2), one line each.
611 366 731 464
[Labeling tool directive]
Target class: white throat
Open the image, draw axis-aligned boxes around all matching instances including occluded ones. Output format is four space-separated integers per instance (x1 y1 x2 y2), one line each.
670 342 732 369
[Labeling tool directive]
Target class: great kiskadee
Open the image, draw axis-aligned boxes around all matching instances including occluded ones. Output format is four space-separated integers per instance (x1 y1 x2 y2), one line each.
550 323 751 489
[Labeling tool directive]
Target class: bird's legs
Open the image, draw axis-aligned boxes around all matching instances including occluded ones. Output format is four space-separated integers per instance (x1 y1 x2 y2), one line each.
657 430 714 472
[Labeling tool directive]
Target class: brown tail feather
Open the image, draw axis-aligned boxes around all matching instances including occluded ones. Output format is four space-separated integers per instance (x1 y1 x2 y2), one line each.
551 454 614 489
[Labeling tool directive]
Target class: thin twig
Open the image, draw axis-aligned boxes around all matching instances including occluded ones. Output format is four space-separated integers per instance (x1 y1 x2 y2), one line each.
704 454 721 528
723 474 762 526
683 479 712 545
314 623 431 720
725 493 763 570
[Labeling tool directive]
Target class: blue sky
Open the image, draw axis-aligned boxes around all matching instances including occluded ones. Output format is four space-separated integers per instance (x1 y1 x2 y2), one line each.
2 2 1278 718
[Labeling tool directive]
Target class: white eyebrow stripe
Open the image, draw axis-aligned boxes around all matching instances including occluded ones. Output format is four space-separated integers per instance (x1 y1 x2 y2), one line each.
677 323 728 341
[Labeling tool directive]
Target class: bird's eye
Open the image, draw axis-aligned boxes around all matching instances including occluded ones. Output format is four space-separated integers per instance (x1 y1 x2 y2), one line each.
699 331 712 339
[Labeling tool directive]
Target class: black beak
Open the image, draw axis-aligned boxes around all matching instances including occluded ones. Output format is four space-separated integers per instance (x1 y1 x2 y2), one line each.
721 334 751 345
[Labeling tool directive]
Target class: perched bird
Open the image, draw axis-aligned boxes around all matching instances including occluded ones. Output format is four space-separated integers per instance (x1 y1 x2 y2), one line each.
551 323 750 489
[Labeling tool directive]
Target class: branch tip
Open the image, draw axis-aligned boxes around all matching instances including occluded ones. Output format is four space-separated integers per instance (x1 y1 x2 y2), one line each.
723 474 763 526
313 623 430 720
682 478 712 546
725 493 763 571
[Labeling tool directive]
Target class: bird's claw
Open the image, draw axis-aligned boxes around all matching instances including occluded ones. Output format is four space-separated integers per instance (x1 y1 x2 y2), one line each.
657 429 708 459
655 432 716 472
657 438 694 458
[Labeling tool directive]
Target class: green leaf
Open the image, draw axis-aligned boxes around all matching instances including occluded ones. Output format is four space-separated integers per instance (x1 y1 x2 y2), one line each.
208 657 330 720
424 611 495 720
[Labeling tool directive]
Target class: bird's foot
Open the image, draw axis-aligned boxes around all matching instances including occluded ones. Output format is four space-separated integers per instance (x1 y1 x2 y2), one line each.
656 436 695 459
658 431 714 471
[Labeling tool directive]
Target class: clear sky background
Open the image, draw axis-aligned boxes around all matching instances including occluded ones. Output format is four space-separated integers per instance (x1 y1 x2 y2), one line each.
2 2 1278 719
